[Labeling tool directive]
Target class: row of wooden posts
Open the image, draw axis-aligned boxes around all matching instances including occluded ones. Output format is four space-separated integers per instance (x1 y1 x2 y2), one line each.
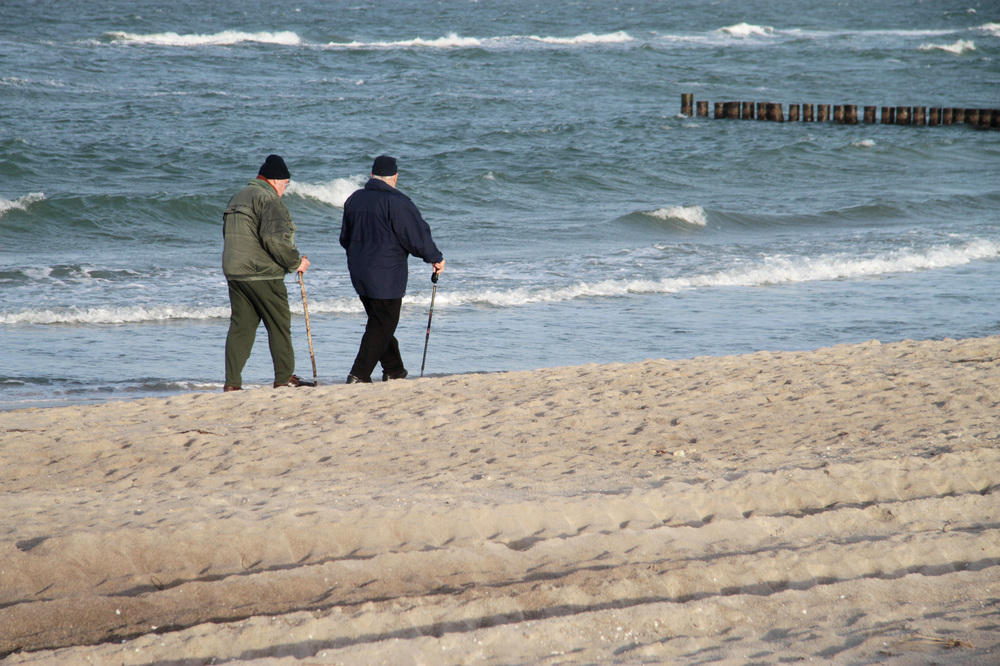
681 94 1000 129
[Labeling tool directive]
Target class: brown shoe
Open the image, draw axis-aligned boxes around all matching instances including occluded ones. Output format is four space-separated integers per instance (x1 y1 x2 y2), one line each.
223 385 242 392
274 374 315 388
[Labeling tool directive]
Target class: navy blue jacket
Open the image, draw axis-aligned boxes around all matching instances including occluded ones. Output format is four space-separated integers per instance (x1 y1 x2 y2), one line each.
340 178 443 299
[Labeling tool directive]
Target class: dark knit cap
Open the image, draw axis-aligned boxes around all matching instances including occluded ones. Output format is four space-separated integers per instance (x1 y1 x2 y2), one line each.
258 154 291 180
372 155 397 177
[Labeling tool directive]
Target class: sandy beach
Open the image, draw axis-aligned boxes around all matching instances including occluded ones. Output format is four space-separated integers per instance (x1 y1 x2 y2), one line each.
1 336 998 665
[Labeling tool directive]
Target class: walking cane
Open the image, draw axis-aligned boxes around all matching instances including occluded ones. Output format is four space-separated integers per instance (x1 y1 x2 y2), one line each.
298 271 319 386
419 271 440 378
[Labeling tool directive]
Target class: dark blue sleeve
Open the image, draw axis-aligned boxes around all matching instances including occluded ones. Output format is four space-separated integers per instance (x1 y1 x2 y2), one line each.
392 197 443 263
339 207 351 251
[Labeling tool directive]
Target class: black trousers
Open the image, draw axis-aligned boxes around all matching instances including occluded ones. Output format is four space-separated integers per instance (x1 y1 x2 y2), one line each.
350 296 404 381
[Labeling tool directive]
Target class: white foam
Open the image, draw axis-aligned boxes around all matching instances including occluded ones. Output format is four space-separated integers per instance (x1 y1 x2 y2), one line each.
919 39 976 54
645 206 708 227
865 29 958 38
528 31 633 45
689 239 1000 292
978 23 1000 37
334 33 482 49
295 298 363 316
850 139 876 148
7 241 997 323
329 31 632 50
104 30 301 46
0 304 230 325
0 295 363 325
0 192 45 217
287 176 365 208
718 23 775 38
410 239 1000 309
660 26 965 49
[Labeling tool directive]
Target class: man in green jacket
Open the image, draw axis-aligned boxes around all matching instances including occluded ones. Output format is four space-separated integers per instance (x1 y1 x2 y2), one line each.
222 154 313 391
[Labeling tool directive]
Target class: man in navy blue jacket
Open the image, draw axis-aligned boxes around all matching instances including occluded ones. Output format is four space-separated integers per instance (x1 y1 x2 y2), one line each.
340 155 445 383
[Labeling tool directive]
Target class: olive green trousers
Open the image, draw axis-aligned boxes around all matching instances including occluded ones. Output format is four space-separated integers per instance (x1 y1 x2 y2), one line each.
225 279 294 387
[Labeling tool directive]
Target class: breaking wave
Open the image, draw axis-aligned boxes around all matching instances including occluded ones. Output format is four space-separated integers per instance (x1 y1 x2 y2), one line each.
88 24 1000 54
0 298 361 325
918 39 976 54
411 239 1000 308
288 176 365 208
718 23 775 38
98 29 634 51
329 31 633 50
0 192 45 217
975 23 1000 38
103 30 302 46
527 31 633 45
643 206 709 227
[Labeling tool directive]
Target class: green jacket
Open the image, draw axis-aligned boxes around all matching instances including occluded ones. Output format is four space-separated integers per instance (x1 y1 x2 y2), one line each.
222 178 301 280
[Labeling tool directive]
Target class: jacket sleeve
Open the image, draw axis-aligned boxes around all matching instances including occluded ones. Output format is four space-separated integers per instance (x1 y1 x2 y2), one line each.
339 207 351 251
258 198 301 273
392 198 443 264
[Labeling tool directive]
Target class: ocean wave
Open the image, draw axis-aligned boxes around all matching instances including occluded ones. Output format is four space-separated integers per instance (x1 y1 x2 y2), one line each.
0 192 45 217
0 296 363 325
287 176 365 208
334 32 482 49
326 31 633 50
527 31 633 45
5 240 996 323
100 26 995 53
643 206 708 227
718 23 775 38
863 29 960 38
699 239 1000 289
918 39 975 54
103 30 302 46
21 264 141 283
81 25 997 52
0 304 229 325
654 25 971 49
97 29 636 51
408 239 1000 309
976 23 1000 38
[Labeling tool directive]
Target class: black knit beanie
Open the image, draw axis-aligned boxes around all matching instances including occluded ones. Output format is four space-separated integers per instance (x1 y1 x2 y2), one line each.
258 154 291 180
372 155 397 177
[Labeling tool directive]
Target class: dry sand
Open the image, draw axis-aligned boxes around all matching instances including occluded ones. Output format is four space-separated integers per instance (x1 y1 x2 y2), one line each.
1 337 998 665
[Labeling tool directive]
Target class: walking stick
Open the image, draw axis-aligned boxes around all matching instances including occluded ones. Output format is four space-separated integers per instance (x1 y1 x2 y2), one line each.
419 271 440 378
298 272 319 386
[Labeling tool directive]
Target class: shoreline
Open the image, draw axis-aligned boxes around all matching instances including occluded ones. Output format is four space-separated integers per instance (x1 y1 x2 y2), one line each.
2 336 998 664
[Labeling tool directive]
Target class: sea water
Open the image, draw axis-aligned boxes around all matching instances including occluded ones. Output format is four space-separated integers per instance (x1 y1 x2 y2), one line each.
1 0 998 409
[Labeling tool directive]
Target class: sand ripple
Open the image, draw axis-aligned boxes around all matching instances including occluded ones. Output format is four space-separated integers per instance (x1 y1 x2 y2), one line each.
1 337 998 664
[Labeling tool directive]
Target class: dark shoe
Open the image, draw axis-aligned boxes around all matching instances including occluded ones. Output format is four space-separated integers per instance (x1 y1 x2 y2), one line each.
382 369 408 381
346 374 372 384
274 374 315 388
223 385 242 392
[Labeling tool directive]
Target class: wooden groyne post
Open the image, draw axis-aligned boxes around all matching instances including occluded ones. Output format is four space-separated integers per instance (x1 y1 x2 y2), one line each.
681 93 694 117
681 94 1000 130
